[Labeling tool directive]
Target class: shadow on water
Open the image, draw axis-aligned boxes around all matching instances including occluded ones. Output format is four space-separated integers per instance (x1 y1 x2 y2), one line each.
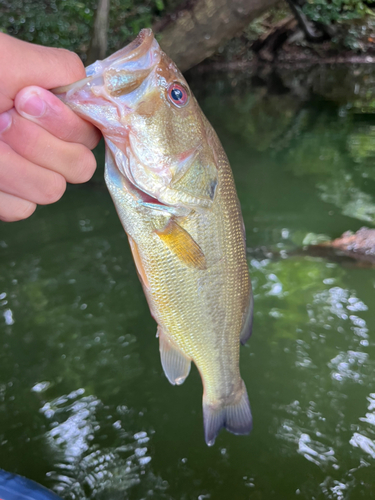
1 64 375 499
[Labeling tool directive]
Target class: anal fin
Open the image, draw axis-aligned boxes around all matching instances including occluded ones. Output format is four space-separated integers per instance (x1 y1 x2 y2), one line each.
155 219 206 270
159 329 191 385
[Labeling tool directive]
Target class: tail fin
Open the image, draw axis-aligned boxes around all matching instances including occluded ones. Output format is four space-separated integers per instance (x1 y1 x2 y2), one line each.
203 381 252 446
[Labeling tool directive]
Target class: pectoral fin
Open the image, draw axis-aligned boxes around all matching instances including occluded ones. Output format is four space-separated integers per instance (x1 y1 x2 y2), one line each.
155 219 206 270
159 329 191 385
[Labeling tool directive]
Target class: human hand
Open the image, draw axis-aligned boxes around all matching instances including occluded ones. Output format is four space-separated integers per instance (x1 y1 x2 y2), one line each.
0 33 102 222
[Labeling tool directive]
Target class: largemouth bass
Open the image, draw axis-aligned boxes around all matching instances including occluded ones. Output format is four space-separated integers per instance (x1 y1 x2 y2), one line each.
53 29 253 446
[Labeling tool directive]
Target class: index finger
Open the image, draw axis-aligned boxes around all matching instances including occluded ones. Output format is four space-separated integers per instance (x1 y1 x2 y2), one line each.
0 33 86 113
14 86 101 149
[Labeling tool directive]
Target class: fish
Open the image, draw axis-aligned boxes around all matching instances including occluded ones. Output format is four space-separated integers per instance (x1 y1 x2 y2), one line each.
53 28 253 446
0 469 63 500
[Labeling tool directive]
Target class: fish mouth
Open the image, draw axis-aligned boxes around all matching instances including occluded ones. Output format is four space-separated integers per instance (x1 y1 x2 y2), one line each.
105 28 155 65
51 29 157 97
52 29 216 212
51 75 97 96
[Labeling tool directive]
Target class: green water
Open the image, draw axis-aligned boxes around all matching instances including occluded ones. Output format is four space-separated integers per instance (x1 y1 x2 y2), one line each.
1 67 375 499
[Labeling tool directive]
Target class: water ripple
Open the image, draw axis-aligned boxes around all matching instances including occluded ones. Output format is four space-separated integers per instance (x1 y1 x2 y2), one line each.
329 351 369 383
350 393 375 460
39 388 169 499
276 418 337 469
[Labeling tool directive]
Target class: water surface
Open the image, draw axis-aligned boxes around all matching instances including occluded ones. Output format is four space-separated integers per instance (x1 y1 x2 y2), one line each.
1 66 375 499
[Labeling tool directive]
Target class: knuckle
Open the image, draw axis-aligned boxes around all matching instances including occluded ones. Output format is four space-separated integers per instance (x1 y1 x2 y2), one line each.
15 201 37 221
0 111 12 136
71 148 97 184
63 123 82 143
42 173 66 204
87 129 102 150
63 118 101 148
0 140 10 155
0 213 16 222
58 49 86 82
0 201 36 222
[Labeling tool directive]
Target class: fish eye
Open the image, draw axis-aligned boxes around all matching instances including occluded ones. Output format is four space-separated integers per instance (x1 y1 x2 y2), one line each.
167 83 189 107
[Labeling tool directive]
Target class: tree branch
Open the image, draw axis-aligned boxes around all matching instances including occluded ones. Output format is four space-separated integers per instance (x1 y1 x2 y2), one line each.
155 0 280 71
86 0 110 65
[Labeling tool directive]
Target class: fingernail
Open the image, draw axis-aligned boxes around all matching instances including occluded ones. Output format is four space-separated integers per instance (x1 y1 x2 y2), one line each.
19 92 46 118
0 112 11 134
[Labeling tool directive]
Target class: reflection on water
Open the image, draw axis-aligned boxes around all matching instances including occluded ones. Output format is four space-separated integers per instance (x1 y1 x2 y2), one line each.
1 67 375 499
350 393 375 460
350 432 375 459
40 389 165 499
251 244 374 491
329 350 369 383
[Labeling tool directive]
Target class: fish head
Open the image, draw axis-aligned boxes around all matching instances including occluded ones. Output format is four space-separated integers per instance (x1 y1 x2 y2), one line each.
54 29 218 211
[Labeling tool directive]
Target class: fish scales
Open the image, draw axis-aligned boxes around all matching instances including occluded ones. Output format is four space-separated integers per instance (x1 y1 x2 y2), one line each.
53 28 253 446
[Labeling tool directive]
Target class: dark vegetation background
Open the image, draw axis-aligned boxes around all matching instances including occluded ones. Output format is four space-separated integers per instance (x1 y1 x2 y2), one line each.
1 0 375 71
